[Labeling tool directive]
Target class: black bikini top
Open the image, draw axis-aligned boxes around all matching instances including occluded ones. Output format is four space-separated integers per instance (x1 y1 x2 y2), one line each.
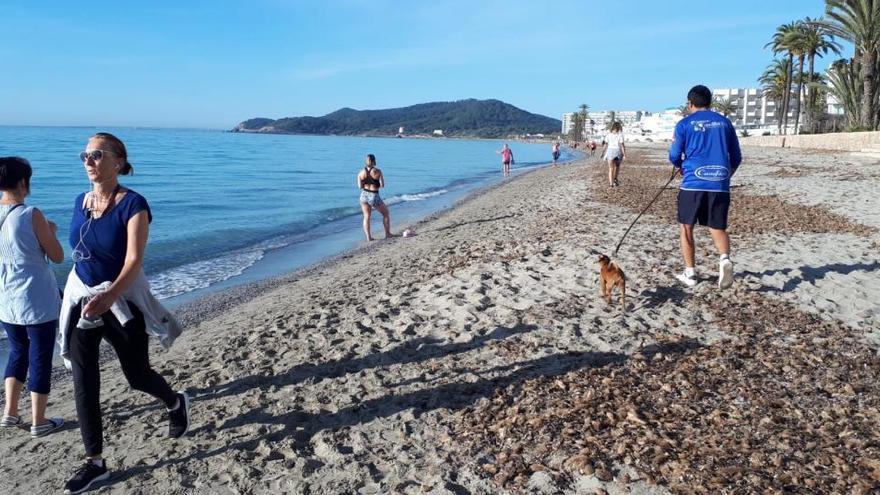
362 167 381 188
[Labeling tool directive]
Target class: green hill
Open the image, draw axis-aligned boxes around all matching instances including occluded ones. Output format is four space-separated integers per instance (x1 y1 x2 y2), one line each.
231 99 561 138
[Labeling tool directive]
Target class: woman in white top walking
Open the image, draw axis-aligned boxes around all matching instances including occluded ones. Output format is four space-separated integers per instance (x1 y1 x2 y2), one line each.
602 121 626 187
0 157 65 437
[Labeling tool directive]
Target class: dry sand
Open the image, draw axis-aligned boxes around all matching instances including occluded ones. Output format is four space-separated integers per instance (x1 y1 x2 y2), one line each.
1 144 878 494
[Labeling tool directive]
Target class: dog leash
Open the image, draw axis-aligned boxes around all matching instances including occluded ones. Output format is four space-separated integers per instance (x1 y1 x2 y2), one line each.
612 168 678 258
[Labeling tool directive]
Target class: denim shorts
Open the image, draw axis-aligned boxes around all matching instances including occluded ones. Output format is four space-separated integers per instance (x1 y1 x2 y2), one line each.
360 190 384 208
603 148 623 161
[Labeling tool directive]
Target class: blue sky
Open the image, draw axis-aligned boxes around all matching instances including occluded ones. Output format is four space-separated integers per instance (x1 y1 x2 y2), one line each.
1 0 849 128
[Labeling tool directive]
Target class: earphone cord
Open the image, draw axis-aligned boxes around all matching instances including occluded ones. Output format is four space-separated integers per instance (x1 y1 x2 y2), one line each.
72 215 93 262
89 184 121 212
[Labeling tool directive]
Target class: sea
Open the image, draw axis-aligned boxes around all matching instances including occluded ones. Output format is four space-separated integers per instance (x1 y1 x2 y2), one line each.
0 126 577 358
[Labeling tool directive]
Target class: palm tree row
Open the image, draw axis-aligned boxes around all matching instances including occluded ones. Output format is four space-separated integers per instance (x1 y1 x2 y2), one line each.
759 58 792 134
763 16 842 134
822 0 880 130
762 2 880 133
567 103 590 141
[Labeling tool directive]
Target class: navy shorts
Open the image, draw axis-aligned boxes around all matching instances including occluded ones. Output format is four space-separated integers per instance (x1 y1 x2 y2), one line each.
677 190 730 229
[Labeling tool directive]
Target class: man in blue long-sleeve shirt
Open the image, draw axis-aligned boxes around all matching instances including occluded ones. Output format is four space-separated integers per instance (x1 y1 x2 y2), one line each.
669 85 742 289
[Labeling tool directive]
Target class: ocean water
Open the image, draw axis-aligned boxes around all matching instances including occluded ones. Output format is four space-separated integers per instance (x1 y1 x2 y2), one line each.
0 127 573 308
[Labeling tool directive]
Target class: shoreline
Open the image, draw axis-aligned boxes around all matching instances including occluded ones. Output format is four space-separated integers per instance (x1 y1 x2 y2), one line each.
0 145 581 350
170 153 569 328
2 144 877 493
160 141 582 317
229 128 560 141
1 151 580 379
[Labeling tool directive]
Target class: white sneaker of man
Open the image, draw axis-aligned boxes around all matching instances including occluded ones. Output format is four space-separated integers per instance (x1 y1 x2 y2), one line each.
718 257 734 289
676 271 697 287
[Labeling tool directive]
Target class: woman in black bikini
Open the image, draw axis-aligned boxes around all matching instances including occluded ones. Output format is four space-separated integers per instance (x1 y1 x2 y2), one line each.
357 154 392 241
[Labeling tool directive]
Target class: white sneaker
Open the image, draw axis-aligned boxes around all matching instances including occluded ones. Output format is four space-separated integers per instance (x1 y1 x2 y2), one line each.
719 258 734 289
675 272 697 287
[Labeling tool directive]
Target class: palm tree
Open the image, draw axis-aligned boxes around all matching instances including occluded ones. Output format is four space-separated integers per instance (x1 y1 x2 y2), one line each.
826 58 863 128
579 103 590 137
789 22 812 134
766 22 801 134
800 18 843 132
805 72 832 131
822 0 880 129
759 58 792 134
676 104 690 117
569 112 585 142
712 97 737 119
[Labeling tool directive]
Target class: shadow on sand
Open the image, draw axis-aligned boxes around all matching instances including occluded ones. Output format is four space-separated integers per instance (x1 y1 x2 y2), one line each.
742 260 880 294
109 336 702 485
428 214 520 233
638 285 690 310
193 323 539 403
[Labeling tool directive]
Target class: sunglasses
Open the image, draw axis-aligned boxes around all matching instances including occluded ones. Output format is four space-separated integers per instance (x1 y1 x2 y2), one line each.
79 149 117 163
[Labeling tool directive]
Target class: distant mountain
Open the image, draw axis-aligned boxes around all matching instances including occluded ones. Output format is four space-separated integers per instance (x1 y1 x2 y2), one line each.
231 99 561 138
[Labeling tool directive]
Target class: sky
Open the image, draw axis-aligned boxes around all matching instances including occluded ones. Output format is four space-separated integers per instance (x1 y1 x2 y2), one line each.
0 0 851 128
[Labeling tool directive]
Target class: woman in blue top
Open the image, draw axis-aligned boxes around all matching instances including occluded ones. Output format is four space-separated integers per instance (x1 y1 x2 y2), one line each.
0 157 65 437
62 133 190 495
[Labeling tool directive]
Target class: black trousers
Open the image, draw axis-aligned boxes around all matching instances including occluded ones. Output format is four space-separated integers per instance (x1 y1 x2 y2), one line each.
68 301 177 457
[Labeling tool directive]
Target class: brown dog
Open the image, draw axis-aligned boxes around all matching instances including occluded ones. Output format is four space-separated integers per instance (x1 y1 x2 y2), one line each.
598 255 626 309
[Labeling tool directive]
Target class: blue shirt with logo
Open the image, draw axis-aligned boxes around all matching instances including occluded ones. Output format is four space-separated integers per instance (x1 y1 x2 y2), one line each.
669 110 742 192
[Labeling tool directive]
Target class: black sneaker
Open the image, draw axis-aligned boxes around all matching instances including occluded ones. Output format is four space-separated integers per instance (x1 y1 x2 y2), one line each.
64 460 109 494
168 391 190 438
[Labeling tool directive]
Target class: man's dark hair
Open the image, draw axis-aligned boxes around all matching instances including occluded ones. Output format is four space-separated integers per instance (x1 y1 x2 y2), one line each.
687 85 712 108
0 157 32 191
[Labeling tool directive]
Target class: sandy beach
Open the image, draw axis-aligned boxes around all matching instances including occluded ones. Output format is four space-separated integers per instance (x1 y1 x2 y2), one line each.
1 144 878 494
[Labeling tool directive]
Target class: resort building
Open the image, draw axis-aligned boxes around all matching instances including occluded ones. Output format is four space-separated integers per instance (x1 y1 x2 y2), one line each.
561 112 576 135
590 110 643 131
826 93 844 117
569 83 845 140
563 110 647 139
712 87 798 133
639 109 683 141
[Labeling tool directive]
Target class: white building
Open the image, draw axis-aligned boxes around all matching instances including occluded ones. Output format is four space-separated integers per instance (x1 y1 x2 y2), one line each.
826 92 844 117
561 112 576 135
563 109 647 138
712 87 797 133
639 109 683 141
590 110 643 130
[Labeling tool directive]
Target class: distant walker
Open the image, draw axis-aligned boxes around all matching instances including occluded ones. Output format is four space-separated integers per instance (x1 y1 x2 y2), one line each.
497 144 514 176
358 154 393 241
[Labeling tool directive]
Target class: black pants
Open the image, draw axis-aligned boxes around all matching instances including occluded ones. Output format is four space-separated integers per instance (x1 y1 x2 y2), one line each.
68 301 177 457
